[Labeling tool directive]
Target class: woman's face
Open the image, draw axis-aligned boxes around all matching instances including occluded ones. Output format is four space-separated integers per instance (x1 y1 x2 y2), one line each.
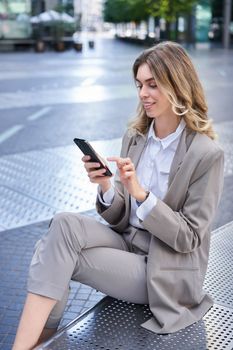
135 63 174 120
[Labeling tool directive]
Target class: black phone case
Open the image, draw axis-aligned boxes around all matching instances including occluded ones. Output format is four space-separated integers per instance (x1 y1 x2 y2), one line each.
73 138 112 176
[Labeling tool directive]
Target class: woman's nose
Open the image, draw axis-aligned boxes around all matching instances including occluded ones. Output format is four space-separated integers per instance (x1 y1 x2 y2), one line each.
139 85 149 99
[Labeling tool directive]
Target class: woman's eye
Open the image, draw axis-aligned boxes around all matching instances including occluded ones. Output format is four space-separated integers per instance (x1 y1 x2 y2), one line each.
136 85 142 89
149 84 157 88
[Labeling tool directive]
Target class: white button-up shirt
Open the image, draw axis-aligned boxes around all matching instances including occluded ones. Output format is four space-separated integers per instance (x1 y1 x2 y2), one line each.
98 119 186 229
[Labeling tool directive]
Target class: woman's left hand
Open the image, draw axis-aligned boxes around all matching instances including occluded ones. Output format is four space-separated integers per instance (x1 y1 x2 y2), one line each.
107 156 147 202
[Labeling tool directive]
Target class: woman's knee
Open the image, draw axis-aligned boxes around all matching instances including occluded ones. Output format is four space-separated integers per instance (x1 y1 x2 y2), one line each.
50 212 75 233
48 212 85 251
51 212 74 225
51 212 85 225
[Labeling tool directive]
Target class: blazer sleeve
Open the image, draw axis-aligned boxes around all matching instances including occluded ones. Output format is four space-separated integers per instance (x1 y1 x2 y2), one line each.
142 146 224 253
95 131 131 226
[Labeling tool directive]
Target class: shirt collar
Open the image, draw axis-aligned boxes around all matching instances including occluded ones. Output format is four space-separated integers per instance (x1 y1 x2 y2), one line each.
147 118 186 150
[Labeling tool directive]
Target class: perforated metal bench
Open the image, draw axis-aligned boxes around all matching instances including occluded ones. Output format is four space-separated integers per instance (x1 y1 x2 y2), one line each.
39 221 233 350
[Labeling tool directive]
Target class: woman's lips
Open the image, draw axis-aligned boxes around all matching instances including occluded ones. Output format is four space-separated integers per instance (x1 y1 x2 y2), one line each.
143 102 155 110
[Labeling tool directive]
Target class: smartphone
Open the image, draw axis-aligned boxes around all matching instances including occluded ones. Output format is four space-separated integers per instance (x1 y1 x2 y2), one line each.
73 138 112 177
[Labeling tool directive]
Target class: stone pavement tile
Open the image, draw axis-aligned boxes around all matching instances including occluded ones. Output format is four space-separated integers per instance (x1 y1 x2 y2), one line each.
0 215 104 350
0 342 12 350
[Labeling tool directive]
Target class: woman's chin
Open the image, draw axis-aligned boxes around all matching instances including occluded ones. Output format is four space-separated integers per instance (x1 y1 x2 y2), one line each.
146 112 156 119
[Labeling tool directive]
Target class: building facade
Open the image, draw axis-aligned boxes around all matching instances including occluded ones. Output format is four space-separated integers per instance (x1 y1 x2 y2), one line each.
74 0 103 31
0 0 32 39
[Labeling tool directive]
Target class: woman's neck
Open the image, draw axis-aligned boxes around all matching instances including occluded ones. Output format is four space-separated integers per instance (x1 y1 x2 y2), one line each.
153 115 181 139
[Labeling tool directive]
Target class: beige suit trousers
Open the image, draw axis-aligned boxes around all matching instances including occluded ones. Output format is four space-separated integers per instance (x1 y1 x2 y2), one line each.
27 212 150 328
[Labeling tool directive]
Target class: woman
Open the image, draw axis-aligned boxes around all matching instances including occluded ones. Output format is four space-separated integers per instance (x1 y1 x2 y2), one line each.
13 41 224 349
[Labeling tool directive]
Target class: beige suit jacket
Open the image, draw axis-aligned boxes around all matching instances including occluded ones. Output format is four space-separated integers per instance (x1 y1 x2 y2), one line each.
96 127 224 334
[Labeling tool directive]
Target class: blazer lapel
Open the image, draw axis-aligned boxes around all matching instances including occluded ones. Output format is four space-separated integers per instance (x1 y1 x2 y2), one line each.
127 134 147 169
168 128 196 187
168 128 187 186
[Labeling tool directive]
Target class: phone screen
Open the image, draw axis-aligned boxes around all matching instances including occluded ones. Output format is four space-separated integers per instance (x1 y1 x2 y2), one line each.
73 138 112 176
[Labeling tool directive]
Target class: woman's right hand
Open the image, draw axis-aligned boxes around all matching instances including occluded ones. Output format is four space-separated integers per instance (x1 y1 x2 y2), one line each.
82 155 112 193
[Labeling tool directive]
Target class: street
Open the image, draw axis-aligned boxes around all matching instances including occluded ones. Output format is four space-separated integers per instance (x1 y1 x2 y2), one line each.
0 34 233 349
0 35 233 154
0 33 140 155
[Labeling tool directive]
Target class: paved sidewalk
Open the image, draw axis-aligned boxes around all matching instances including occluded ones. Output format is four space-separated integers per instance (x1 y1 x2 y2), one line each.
0 210 105 350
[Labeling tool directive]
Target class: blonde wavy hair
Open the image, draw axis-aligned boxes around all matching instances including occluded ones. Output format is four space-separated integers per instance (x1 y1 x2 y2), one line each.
129 41 217 140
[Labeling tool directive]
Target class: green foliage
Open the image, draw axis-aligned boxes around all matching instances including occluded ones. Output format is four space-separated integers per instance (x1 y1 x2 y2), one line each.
104 0 199 24
128 0 149 22
104 0 148 23
104 0 127 23
145 0 198 22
